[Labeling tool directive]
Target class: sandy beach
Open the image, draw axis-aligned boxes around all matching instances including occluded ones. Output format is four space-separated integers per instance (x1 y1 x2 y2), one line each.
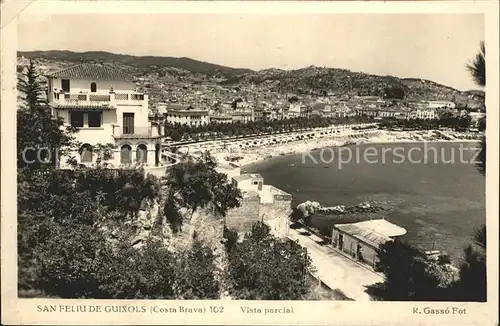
212 129 482 168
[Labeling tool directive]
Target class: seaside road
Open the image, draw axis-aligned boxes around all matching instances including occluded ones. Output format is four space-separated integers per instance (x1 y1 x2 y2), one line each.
287 228 383 301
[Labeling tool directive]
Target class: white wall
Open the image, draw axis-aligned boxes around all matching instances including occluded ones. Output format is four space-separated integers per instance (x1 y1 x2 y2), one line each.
49 78 135 94
56 109 116 145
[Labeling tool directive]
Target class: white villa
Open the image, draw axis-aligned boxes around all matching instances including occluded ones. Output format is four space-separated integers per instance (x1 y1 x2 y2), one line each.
408 107 438 120
165 104 210 126
427 100 456 109
46 63 163 168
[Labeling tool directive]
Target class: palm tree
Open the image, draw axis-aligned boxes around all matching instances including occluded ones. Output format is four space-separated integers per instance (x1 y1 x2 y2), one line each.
466 41 485 87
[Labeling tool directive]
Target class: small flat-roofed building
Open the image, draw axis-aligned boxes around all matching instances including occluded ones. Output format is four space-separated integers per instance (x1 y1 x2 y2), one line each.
232 173 264 192
228 173 291 238
332 219 407 268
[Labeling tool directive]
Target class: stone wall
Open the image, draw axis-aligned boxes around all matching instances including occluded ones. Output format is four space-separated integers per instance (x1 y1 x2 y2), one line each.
260 197 292 222
225 194 260 235
260 197 292 238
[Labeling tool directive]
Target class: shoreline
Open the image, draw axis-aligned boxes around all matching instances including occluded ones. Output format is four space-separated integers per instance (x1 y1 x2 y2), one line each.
221 131 482 170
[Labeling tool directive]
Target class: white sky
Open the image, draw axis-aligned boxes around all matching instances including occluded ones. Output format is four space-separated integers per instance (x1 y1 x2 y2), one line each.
18 13 484 91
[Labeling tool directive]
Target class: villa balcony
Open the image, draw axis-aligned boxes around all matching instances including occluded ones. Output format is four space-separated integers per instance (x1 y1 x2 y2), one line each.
112 125 162 139
51 92 147 109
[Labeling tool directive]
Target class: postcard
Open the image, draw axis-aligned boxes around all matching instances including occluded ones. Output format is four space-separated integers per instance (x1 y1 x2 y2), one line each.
1 1 498 325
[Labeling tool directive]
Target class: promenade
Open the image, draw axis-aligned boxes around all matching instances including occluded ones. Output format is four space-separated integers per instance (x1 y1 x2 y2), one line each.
278 222 384 301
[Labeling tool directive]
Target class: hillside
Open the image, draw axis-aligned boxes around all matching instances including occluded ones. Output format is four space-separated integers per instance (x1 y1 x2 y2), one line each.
18 50 484 105
223 66 483 103
18 50 253 77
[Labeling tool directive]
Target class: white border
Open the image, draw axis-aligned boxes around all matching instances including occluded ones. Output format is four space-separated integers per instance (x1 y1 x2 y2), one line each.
1 1 498 325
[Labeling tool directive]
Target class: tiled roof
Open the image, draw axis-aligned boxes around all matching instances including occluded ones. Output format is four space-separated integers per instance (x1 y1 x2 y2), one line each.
46 63 135 81
168 104 193 111
52 104 114 110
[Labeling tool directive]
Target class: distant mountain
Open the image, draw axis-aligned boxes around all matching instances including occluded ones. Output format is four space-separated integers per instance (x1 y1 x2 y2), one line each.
17 50 253 77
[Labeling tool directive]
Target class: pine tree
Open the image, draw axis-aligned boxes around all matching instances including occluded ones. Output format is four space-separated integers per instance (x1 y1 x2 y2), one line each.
450 41 487 302
17 60 77 169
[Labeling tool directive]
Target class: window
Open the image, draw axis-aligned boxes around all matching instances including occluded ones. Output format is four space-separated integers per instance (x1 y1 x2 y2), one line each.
70 111 84 128
90 82 97 93
88 111 102 127
120 145 132 165
61 79 70 92
80 144 93 163
123 113 135 134
136 144 148 163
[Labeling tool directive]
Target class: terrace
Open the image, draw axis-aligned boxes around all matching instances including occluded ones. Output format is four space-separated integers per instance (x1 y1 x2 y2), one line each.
51 91 147 108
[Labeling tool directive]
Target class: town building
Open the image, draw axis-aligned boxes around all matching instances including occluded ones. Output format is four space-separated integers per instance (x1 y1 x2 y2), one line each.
469 111 486 127
356 106 379 117
408 108 437 120
311 103 334 117
165 104 209 126
231 111 254 124
226 173 292 238
253 106 264 121
209 114 233 124
331 219 407 268
46 63 163 168
427 101 456 109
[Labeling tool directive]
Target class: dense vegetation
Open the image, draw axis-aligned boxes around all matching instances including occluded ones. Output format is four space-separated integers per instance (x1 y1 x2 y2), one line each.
378 114 476 131
17 61 321 300
366 236 485 301
17 61 78 169
163 115 374 141
226 222 312 300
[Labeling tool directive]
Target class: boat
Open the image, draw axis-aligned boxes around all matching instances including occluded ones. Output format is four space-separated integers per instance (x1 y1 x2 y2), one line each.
324 165 330 168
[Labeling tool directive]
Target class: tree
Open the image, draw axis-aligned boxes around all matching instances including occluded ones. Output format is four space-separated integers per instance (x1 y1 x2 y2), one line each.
452 244 486 302
450 41 487 302
227 222 312 300
99 240 177 299
17 61 77 169
449 224 486 302
367 239 456 301
173 240 221 299
289 207 305 223
37 223 112 298
164 152 241 220
222 226 239 252
466 41 485 87
163 190 184 233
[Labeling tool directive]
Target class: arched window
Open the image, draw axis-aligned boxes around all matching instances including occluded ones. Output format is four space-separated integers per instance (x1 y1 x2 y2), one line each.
120 144 132 165
80 144 93 163
136 144 148 163
90 82 97 93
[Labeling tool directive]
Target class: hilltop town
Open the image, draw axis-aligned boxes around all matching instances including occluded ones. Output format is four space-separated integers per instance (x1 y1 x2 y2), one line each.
18 50 485 130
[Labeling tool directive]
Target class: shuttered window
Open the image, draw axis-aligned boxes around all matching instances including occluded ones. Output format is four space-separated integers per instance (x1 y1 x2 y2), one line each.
88 111 102 127
70 111 84 128
123 113 135 134
61 79 70 92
